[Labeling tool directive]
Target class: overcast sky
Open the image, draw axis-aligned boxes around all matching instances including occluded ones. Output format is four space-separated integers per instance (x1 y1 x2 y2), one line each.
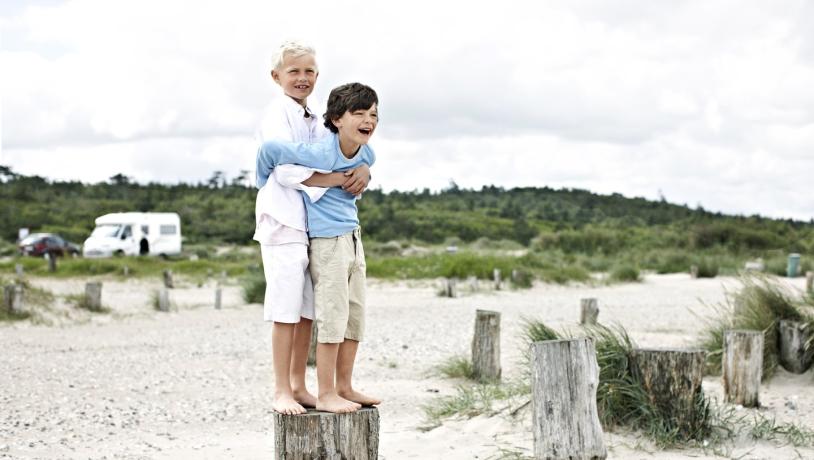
2 0 813 220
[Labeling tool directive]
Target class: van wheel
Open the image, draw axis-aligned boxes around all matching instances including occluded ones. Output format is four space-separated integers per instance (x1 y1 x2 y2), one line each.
139 239 149 255
114 250 124 257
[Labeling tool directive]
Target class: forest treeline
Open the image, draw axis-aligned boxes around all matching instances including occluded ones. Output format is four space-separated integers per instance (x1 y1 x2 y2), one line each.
1 166 812 255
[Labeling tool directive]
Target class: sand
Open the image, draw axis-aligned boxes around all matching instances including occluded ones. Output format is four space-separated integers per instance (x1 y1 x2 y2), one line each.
0 274 812 459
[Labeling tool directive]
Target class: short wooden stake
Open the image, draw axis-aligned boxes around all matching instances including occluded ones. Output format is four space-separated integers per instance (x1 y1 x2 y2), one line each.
273 408 379 459
47 253 57 273
123 265 129 277
163 270 174 289
778 321 813 374
84 282 103 312
531 338 606 460
806 271 813 296
690 265 699 279
214 286 222 310
580 298 599 325
158 288 171 312
471 309 501 381
307 322 318 366
15 264 23 278
493 268 501 290
3 285 24 314
723 330 762 407
443 278 457 298
467 276 479 292
631 348 706 435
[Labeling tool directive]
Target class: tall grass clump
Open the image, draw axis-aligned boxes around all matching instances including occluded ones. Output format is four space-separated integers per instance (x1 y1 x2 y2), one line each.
435 355 474 379
241 271 265 304
609 264 641 283
698 275 809 378
693 258 720 278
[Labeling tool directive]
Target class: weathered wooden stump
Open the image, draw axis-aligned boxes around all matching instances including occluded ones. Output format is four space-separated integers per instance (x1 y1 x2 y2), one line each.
466 276 479 292
778 321 813 374
162 270 174 289
531 338 606 460
273 408 379 460
157 288 171 312
723 330 763 406
631 348 706 436
580 298 599 325
46 253 57 273
15 264 23 278
307 322 318 366
84 282 103 312
806 271 813 296
123 265 130 277
690 265 699 279
3 285 24 314
493 268 501 290
442 278 457 298
214 285 222 310
472 309 501 381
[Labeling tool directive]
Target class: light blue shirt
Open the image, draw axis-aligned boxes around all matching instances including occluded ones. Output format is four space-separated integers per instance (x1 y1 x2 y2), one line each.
256 134 376 238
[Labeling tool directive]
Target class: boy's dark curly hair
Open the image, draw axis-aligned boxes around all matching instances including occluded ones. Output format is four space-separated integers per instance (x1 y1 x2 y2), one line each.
323 83 378 133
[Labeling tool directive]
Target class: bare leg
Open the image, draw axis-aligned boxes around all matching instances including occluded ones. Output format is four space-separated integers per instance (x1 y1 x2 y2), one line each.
315 341 360 413
290 318 317 408
272 322 306 415
336 339 381 406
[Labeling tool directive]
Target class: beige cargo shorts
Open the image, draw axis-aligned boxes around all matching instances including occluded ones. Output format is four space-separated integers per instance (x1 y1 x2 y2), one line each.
308 227 366 343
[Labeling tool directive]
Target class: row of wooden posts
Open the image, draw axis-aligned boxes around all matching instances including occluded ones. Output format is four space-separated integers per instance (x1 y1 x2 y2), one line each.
442 268 521 297
3 266 223 314
274 298 813 459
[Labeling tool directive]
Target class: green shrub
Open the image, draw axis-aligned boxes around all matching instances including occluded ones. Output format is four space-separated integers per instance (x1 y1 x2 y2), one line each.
609 265 641 283
694 258 720 278
241 272 265 304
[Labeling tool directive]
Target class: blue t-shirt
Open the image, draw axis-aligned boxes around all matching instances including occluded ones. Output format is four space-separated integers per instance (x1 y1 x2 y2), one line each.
256 133 376 238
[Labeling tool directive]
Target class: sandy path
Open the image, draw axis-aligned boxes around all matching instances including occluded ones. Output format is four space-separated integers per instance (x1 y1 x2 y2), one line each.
0 274 812 459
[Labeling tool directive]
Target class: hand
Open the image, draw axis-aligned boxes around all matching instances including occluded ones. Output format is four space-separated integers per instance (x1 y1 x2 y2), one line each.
342 164 370 196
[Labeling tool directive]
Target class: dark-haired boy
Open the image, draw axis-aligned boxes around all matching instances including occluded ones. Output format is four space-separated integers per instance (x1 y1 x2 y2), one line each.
256 82 381 414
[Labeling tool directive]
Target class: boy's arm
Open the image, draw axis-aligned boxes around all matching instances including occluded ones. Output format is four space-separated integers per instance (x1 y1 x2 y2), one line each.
341 163 371 196
255 140 337 188
273 165 344 203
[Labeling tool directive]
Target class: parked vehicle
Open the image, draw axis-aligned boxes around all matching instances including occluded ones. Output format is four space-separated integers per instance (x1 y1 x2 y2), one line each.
18 233 81 257
82 212 182 258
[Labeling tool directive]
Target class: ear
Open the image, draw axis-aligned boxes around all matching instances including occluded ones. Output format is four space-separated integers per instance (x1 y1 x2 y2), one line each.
271 69 280 85
331 116 342 130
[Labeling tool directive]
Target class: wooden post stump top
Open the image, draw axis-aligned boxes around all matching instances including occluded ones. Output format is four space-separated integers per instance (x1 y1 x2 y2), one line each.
157 289 171 312
84 282 103 312
472 309 501 381
530 338 607 460
15 264 23 277
723 330 763 407
4 285 24 314
162 270 174 289
273 407 379 460
631 348 706 437
778 321 813 374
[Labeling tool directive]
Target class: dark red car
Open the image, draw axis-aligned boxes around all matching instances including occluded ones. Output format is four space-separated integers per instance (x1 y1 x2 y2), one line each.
17 233 81 257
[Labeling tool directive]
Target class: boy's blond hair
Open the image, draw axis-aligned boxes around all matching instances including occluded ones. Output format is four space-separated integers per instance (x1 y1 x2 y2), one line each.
271 40 317 71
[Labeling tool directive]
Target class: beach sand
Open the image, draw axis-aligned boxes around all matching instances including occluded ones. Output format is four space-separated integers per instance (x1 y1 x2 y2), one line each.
1 274 812 459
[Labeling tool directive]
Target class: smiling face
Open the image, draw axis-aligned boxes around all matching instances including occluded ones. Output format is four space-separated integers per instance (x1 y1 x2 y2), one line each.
332 103 378 157
271 52 318 105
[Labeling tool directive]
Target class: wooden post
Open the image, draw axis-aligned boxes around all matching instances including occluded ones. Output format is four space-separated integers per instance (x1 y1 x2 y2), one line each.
15 264 23 278
471 309 501 381
690 265 699 279
46 253 57 273
806 271 813 296
493 268 501 290
443 278 457 298
631 348 706 436
273 408 379 459
214 285 222 310
580 298 599 325
723 330 762 407
123 265 129 277
158 288 171 312
778 321 813 374
163 270 174 289
84 282 103 312
531 338 606 460
307 322 318 366
3 285 24 314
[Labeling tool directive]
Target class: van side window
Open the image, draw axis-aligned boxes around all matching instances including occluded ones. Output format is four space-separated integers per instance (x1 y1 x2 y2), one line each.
141 225 149 235
121 225 133 239
160 225 177 235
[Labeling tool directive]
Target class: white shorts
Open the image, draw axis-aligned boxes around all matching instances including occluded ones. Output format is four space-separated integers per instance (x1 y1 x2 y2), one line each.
260 243 315 323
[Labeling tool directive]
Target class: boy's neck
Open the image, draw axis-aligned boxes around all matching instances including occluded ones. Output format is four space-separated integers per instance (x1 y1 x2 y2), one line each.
287 95 307 108
338 136 361 159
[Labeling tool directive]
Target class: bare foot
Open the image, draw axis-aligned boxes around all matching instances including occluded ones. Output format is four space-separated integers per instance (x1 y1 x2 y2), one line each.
293 388 318 408
273 392 306 415
316 392 361 414
338 388 382 407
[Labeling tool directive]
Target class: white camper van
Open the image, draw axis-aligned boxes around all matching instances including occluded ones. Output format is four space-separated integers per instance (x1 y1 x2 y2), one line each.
83 213 182 258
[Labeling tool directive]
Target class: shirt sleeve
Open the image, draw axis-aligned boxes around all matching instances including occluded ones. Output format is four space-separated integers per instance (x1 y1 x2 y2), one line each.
273 165 332 202
256 140 338 188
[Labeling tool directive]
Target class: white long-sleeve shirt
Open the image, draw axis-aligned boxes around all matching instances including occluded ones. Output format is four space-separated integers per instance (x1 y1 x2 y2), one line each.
253 94 331 245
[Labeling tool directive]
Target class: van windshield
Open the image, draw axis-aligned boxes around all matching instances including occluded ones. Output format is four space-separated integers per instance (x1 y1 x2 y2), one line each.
90 225 121 238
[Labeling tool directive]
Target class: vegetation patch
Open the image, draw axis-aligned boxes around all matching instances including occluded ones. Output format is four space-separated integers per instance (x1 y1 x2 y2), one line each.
435 355 474 380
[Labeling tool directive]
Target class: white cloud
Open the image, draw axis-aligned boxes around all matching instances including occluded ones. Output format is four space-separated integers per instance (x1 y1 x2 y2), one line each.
1 0 813 220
